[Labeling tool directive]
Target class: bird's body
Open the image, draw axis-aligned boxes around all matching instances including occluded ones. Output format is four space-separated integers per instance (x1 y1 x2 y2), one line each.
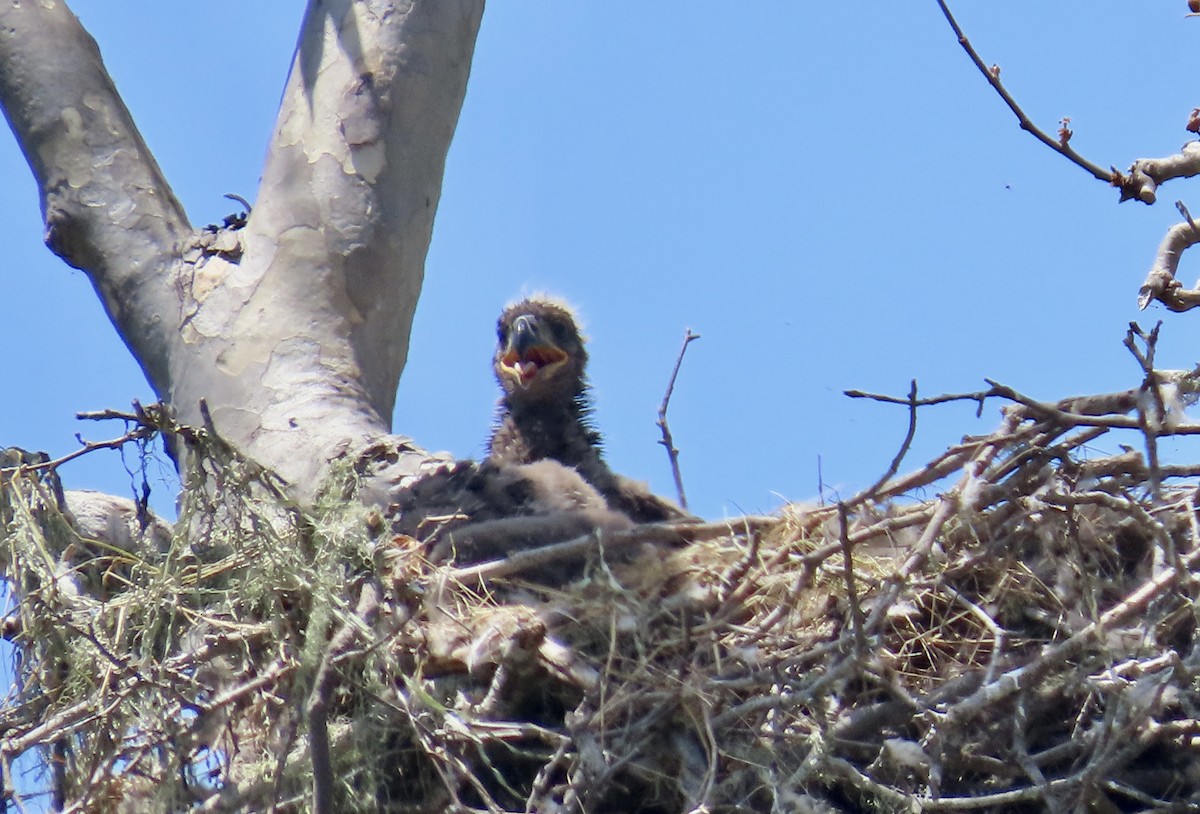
488 298 688 524
393 296 687 572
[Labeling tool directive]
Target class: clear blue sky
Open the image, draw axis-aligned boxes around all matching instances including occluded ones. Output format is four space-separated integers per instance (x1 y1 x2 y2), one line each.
3 3 1200 524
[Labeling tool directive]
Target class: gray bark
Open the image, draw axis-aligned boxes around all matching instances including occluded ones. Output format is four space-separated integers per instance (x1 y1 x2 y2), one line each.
0 0 483 499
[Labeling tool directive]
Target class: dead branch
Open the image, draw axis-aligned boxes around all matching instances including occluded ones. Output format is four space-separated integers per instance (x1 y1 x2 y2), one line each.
1139 209 1200 311
308 581 381 814
12 336 1200 810
657 329 700 510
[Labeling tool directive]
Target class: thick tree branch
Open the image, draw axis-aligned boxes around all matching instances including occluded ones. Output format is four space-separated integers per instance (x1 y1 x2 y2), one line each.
1118 143 1200 206
0 0 191 394
167 0 483 496
2 2 484 500
1138 204 1200 312
226 0 485 425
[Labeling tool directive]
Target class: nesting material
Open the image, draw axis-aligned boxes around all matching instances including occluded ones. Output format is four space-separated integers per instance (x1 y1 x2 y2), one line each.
5 360 1200 811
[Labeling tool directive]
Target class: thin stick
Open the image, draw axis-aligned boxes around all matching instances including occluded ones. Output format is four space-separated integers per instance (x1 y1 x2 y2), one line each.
657 329 700 510
1124 322 1165 498
856 379 920 504
308 582 380 814
845 385 992 413
935 0 1113 183
838 502 866 657
1176 200 1200 238
223 192 253 214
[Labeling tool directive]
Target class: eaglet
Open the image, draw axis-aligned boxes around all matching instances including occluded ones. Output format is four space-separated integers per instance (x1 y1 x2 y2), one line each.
488 297 689 524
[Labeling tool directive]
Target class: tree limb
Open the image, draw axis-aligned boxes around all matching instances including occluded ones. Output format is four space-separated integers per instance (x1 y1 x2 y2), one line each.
1138 208 1200 311
0 0 191 394
657 329 699 510
0 3 483 501
238 0 485 424
935 0 1114 184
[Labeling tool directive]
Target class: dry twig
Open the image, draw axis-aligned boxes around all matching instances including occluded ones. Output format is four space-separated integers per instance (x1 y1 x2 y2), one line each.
657 329 700 510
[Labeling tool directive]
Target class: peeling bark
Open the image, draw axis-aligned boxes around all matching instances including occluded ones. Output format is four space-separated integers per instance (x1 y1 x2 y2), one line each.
0 0 483 498
0 0 190 392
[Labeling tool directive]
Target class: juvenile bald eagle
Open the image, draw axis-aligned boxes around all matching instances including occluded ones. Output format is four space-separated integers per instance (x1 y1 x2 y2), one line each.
488 297 688 524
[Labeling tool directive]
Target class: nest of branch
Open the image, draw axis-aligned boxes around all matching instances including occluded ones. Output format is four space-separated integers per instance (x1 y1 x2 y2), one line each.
7 333 1200 812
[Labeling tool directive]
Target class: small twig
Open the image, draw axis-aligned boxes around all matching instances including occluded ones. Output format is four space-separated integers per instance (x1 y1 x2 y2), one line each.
838 502 866 657
1124 322 1165 498
199 659 293 715
1176 200 1200 238
935 0 1113 183
442 519 762 585
845 385 993 414
524 741 572 814
223 192 253 213
308 581 380 814
718 517 763 604
1012 691 1049 795
0 425 157 477
657 329 700 510
940 585 1005 686
855 379 920 506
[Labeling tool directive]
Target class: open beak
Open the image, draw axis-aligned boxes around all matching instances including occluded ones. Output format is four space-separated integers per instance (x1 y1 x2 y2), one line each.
498 314 569 387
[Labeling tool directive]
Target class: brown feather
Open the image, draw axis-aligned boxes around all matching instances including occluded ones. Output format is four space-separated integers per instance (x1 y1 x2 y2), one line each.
488 298 689 524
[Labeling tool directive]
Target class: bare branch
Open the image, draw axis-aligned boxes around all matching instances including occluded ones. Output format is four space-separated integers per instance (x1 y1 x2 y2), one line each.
1124 323 1166 497
1119 142 1200 206
837 502 866 657
846 385 990 415
935 0 1114 184
657 329 700 510
1138 213 1200 311
308 581 380 814
246 0 485 423
855 379 920 504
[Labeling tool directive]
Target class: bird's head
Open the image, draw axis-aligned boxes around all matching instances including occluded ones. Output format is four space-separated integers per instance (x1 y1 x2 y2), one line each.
494 298 588 403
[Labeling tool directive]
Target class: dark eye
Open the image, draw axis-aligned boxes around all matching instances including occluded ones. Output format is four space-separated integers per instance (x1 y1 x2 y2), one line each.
496 323 508 343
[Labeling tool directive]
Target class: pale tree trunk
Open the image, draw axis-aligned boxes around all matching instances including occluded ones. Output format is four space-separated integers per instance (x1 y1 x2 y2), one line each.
0 0 482 500
0 1 483 809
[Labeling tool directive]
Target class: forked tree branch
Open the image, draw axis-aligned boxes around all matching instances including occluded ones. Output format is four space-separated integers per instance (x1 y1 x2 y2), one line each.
1138 201 1200 312
2 2 484 500
935 1 1200 313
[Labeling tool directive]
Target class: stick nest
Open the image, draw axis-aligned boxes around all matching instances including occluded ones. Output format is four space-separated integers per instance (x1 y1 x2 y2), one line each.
6 341 1200 812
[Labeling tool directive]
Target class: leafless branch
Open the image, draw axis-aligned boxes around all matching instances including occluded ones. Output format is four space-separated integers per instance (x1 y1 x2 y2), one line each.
1138 208 1200 311
935 0 1114 184
854 379 920 506
934 2 1200 313
441 517 772 585
657 329 700 510
308 581 381 814
1124 323 1165 496
838 502 866 657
